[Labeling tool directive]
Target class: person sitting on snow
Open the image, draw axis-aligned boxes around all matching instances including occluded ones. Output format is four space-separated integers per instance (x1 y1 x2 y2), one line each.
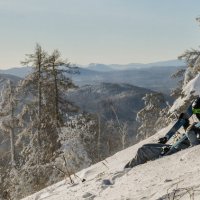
124 97 200 169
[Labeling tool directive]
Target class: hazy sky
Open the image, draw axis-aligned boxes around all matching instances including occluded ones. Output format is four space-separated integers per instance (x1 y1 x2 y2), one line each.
1 0 200 69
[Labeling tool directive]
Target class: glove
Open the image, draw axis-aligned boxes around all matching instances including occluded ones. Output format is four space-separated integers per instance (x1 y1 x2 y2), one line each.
183 118 190 130
178 113 185 119
158 136 168 144
178 113 189 120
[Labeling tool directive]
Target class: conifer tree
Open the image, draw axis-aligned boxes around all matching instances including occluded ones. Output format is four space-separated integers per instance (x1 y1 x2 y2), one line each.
43 49 78 126
20 43 47 147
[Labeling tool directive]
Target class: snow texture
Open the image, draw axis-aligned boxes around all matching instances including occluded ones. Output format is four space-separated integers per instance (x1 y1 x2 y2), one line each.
21 125 200 200
170 73 200 113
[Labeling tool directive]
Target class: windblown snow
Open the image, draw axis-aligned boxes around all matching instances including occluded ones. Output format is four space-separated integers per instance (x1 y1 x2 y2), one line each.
22 74 200 200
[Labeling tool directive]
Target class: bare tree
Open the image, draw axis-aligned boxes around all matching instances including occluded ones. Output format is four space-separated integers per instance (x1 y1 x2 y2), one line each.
110 105 128 149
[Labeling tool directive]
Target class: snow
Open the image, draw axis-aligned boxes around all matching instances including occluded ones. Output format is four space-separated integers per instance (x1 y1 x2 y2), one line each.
170 73 200 113
183 73 200 97
21 75 200 200
22 125 200 200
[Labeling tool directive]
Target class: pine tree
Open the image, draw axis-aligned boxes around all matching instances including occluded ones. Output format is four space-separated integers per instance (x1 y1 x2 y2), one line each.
20 43 47 147
43 49 78 125
178 49 200 87
17 44 78 165
5 44 81 199
179 17 200 86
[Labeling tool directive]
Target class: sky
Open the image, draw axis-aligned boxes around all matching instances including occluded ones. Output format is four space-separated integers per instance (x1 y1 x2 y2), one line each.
1 0 200 69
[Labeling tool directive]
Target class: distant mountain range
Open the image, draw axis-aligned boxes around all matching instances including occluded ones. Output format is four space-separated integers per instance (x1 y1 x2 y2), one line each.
0 66 32 78
74 66 184 94
0 59 186 94
1 59 185 76
86 59 185 72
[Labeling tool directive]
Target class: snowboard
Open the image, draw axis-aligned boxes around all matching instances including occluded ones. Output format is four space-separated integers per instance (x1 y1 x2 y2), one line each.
161 104 194 156
164 104 193 141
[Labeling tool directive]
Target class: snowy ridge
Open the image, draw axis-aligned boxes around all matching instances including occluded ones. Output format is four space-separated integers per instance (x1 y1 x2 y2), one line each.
22 125 200 200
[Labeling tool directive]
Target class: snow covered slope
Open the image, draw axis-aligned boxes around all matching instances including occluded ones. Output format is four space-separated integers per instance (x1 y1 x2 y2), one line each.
22 125 200 200
22 74 200 200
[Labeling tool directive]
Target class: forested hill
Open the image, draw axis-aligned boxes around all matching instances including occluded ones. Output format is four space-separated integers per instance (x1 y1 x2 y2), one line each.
67 82 161 122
